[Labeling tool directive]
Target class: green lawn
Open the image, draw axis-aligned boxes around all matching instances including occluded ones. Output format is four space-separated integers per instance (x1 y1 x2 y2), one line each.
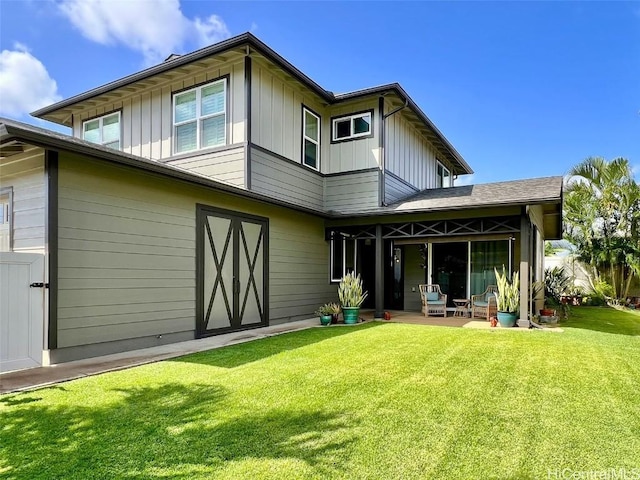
1 307 639 479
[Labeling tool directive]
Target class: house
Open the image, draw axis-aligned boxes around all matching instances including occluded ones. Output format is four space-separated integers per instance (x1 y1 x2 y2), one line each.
0 33 562 372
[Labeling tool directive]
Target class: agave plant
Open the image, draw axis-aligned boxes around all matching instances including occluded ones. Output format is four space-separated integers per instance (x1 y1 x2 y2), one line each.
338 272 368 308
494 266 520 313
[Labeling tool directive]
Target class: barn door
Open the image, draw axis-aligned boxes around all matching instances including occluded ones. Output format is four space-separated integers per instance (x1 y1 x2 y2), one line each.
0 253 44 373
197 206 268 337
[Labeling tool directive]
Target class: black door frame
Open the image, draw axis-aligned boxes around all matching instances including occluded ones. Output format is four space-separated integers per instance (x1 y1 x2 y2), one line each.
196 204 269 338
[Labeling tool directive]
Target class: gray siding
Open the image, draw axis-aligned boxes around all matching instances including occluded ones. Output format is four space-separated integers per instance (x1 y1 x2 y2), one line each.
250 146 323 210
56 153 334 354
385 170 419 205
72 61 245 161
0 147 45 253
164 145 245 188
385 100 450 190
251 59 329 171
324 170 379 214
327 99 380 174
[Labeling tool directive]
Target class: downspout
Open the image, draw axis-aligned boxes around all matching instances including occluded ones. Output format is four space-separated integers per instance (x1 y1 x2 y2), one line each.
379 95 408 206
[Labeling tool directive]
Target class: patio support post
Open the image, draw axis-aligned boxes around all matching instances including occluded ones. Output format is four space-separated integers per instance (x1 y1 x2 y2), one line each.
519 213 531 322
375 224 384 319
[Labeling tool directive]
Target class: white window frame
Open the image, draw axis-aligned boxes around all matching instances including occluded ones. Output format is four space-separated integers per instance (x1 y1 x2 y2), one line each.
173 78 227 155
302 107 320 170
332 111 372 142
0 187 13 252
436 161 452 188
82 112 121 150
330 233 358 282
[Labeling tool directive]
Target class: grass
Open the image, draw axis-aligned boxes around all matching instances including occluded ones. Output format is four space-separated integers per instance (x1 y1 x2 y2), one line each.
1 307 639 479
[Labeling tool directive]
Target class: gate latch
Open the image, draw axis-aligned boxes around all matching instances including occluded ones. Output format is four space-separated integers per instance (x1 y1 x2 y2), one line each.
29 282 49 288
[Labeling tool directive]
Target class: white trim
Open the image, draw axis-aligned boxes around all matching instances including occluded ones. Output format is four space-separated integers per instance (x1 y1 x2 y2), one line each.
173 78 227 155
302 108 320 170
329 233 357 282
82 111 121 150
332 112 372 141
436 161 452 188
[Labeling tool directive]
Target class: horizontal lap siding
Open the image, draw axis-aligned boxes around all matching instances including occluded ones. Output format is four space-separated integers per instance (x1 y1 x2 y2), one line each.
250 148 323 210
385 172 419 204
57 153 333 348
0 148 45 253
324 170 379 213
164 146 245 188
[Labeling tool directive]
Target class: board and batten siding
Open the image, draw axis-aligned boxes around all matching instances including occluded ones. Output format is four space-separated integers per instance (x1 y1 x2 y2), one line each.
163 145 245 188
327 99 380 174
385 102 447 190
0 147 46 253
250 60 329 172
250 146 323 211
55 153 334 359
72 61 245 161
324 170 379 214
385 171 420 205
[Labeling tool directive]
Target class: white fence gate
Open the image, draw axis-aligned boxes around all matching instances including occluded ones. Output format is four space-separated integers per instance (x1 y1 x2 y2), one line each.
0 253 45 373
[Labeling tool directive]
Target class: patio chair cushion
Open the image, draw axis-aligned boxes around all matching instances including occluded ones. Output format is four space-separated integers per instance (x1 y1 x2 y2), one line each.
426 292 440 301
428 300 445 305
474 301 489 307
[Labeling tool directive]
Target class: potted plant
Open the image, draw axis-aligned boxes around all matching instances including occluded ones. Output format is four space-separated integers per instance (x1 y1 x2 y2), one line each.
338 272 368 324
315 304 336 326
494 267 520 327
325 302 341 324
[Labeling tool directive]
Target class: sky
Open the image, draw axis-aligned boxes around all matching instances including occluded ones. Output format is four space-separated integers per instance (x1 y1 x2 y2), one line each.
0 0 638 185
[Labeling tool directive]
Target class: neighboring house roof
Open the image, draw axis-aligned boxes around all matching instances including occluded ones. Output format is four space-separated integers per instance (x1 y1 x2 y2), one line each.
0 118 561 237
30 32 472 175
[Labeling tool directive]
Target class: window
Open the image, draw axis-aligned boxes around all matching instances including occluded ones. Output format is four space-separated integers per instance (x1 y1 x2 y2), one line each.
302 107 320 170
330 233 357 282
332 111 373 142
83 112 121 150
0 187 13 252
436 162 452 188
173 78 227 154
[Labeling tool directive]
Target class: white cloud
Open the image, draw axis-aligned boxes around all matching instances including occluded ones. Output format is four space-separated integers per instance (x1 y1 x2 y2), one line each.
0 44 61 117
57 0 230 65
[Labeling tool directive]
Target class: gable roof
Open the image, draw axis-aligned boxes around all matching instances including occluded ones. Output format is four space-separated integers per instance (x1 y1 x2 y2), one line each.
30 32 472 176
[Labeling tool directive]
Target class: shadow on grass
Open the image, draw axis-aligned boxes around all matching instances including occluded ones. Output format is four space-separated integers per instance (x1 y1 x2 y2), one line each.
561 306 640 336
174 321 382 368
0 382 355 479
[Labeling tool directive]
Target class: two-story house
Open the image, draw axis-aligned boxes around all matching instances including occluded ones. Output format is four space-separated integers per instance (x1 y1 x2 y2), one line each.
0 33 562 371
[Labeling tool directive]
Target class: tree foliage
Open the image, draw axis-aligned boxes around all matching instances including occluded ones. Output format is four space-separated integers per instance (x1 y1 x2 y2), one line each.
564 157 640 301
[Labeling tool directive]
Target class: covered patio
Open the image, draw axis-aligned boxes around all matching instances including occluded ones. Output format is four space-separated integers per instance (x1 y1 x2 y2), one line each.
327 177 563 323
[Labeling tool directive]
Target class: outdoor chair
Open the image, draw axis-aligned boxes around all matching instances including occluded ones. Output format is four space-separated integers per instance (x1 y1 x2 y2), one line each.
419 284 447 317
471 285 498 321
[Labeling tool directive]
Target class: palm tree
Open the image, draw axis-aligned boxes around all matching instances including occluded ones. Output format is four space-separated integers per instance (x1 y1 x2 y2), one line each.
564 157 640 301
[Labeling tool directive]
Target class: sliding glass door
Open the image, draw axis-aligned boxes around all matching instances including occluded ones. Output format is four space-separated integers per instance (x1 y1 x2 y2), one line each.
470 240 510 296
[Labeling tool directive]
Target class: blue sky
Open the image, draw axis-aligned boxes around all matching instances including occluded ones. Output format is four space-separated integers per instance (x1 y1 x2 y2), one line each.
1 1 638 184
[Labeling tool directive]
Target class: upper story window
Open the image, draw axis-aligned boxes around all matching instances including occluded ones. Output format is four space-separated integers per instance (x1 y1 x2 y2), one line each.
83 112 121 150
173 78 227 154
332 110 373 142
0 187 13 252
302 107 320 170
436 161 452 188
